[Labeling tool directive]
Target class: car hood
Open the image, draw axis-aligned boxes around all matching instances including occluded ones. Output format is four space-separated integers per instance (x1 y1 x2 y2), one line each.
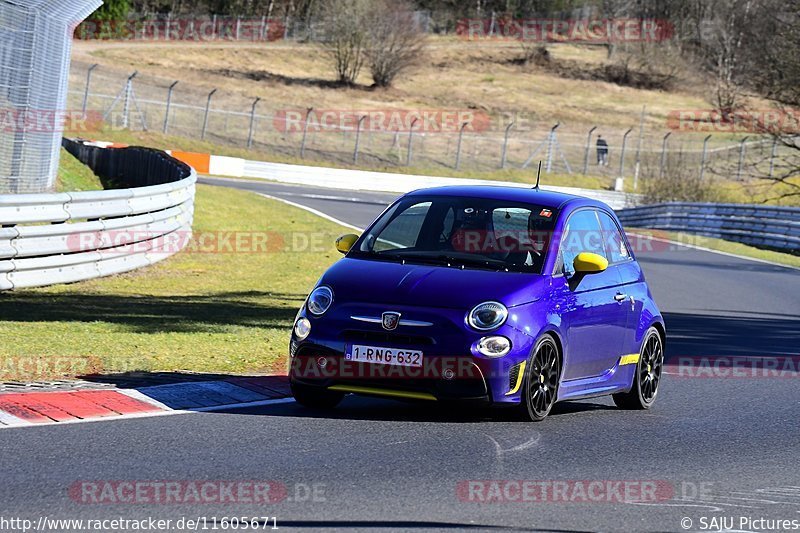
319 257 545 310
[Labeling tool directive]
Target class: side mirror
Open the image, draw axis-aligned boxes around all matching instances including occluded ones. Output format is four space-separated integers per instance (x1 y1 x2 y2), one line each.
573 252 608 274
335 234 359 254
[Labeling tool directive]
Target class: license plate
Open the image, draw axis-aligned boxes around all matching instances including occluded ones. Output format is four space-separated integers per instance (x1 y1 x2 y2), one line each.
345 344 423 367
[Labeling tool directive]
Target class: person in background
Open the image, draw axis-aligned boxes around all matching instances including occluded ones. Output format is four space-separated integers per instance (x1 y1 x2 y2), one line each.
596 135 609 166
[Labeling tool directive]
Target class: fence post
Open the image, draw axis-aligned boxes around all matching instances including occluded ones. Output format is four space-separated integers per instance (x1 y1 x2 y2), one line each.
353 115 367 164
163 80 178 134
201 88 217 140
122 71 138 130
618 128 632 179
300 107 313 159
455 122 469 170
82 64 98 114
659 132 671 179
406 118 418 167
699 134 712 182
583 126 597 174
500 122 514 169
768 137 778 178
545 123 559 173
737 136 749 180
235 17 241 40
212 15 217 40
247 97 261 149
633 105 646 190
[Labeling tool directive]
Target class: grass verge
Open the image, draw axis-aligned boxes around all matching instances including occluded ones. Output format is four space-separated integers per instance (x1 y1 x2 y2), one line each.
56 148 103 192
0 184 346 381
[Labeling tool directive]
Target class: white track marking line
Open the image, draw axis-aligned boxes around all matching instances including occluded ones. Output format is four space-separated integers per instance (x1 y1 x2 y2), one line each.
629 231 800 272
117 389 173 410
0 411 31 427
0 397 296 431
203 176 396 201
256 193 364 231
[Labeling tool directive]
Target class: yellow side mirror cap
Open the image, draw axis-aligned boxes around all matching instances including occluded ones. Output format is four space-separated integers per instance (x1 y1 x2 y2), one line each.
573 252 608 274
335 234 359 254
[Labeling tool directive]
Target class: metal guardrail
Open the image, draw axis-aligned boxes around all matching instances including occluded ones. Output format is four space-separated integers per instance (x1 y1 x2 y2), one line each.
617 203 800 252
0 142 196 290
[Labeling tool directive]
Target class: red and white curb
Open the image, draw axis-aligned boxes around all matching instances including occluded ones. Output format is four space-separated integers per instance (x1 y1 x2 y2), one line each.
0 376 291 429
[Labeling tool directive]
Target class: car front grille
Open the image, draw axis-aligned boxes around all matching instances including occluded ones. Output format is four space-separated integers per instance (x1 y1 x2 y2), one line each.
341 330 435 346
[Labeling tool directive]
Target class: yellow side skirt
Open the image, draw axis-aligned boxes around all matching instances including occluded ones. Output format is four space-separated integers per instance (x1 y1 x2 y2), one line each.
328 384 437 401
619 353 640 366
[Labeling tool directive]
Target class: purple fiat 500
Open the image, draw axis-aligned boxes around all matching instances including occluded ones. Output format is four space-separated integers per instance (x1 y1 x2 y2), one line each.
289 186 665 421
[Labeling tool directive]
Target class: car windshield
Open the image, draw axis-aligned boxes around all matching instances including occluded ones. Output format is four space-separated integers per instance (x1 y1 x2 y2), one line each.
353 195 558 273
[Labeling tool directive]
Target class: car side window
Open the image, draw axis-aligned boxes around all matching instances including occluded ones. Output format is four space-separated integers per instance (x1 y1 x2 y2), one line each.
598 211 631 264
371 201 432 252
559 209 607 275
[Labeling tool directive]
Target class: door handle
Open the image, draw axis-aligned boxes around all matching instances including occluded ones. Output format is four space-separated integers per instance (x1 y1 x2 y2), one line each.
614 293 628 302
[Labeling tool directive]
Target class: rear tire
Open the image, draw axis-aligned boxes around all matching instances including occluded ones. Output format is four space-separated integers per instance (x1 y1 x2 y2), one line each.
613 327 664 410
520 335 561 422
291 382 344 409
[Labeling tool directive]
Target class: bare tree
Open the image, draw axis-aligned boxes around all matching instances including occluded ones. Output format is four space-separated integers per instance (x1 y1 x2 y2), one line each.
741 3 800 203
701 0 754 119
318 0 371 85
364 0 425 87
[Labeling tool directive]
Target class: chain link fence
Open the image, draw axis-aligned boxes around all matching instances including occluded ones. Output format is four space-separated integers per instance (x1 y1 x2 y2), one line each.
0 0 101 194
67 61 793 190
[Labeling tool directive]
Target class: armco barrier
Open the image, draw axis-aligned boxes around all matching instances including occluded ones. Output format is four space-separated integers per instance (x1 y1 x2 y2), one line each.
0 141 195 290
617 203 800 252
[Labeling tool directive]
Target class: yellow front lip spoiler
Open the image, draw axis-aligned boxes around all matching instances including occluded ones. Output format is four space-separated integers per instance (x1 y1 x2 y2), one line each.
328 384 437 401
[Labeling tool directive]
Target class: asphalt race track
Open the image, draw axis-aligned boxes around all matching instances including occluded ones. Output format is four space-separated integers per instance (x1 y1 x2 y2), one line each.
1 177 799 533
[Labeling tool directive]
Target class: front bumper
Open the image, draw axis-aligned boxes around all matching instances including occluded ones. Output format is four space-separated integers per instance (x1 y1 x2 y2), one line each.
290 302 536 404
290 344 492 402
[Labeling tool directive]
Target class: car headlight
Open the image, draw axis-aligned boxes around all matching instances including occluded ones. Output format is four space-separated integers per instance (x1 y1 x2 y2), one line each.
467 301 508 331
477 336 511 357
307 286 334 316
294 318 311 340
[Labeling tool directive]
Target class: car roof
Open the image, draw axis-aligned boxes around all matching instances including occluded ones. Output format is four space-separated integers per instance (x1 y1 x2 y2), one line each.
405 185 610 212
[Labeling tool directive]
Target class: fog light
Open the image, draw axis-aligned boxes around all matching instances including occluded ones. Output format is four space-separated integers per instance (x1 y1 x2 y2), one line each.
477 336 511 357
317 357 328 368
294 318 311 340
443 368 455 380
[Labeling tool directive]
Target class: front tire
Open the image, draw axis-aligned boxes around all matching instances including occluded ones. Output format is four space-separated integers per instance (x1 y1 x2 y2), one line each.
613 327 664 410
291 382 344 409
521 335 561 421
